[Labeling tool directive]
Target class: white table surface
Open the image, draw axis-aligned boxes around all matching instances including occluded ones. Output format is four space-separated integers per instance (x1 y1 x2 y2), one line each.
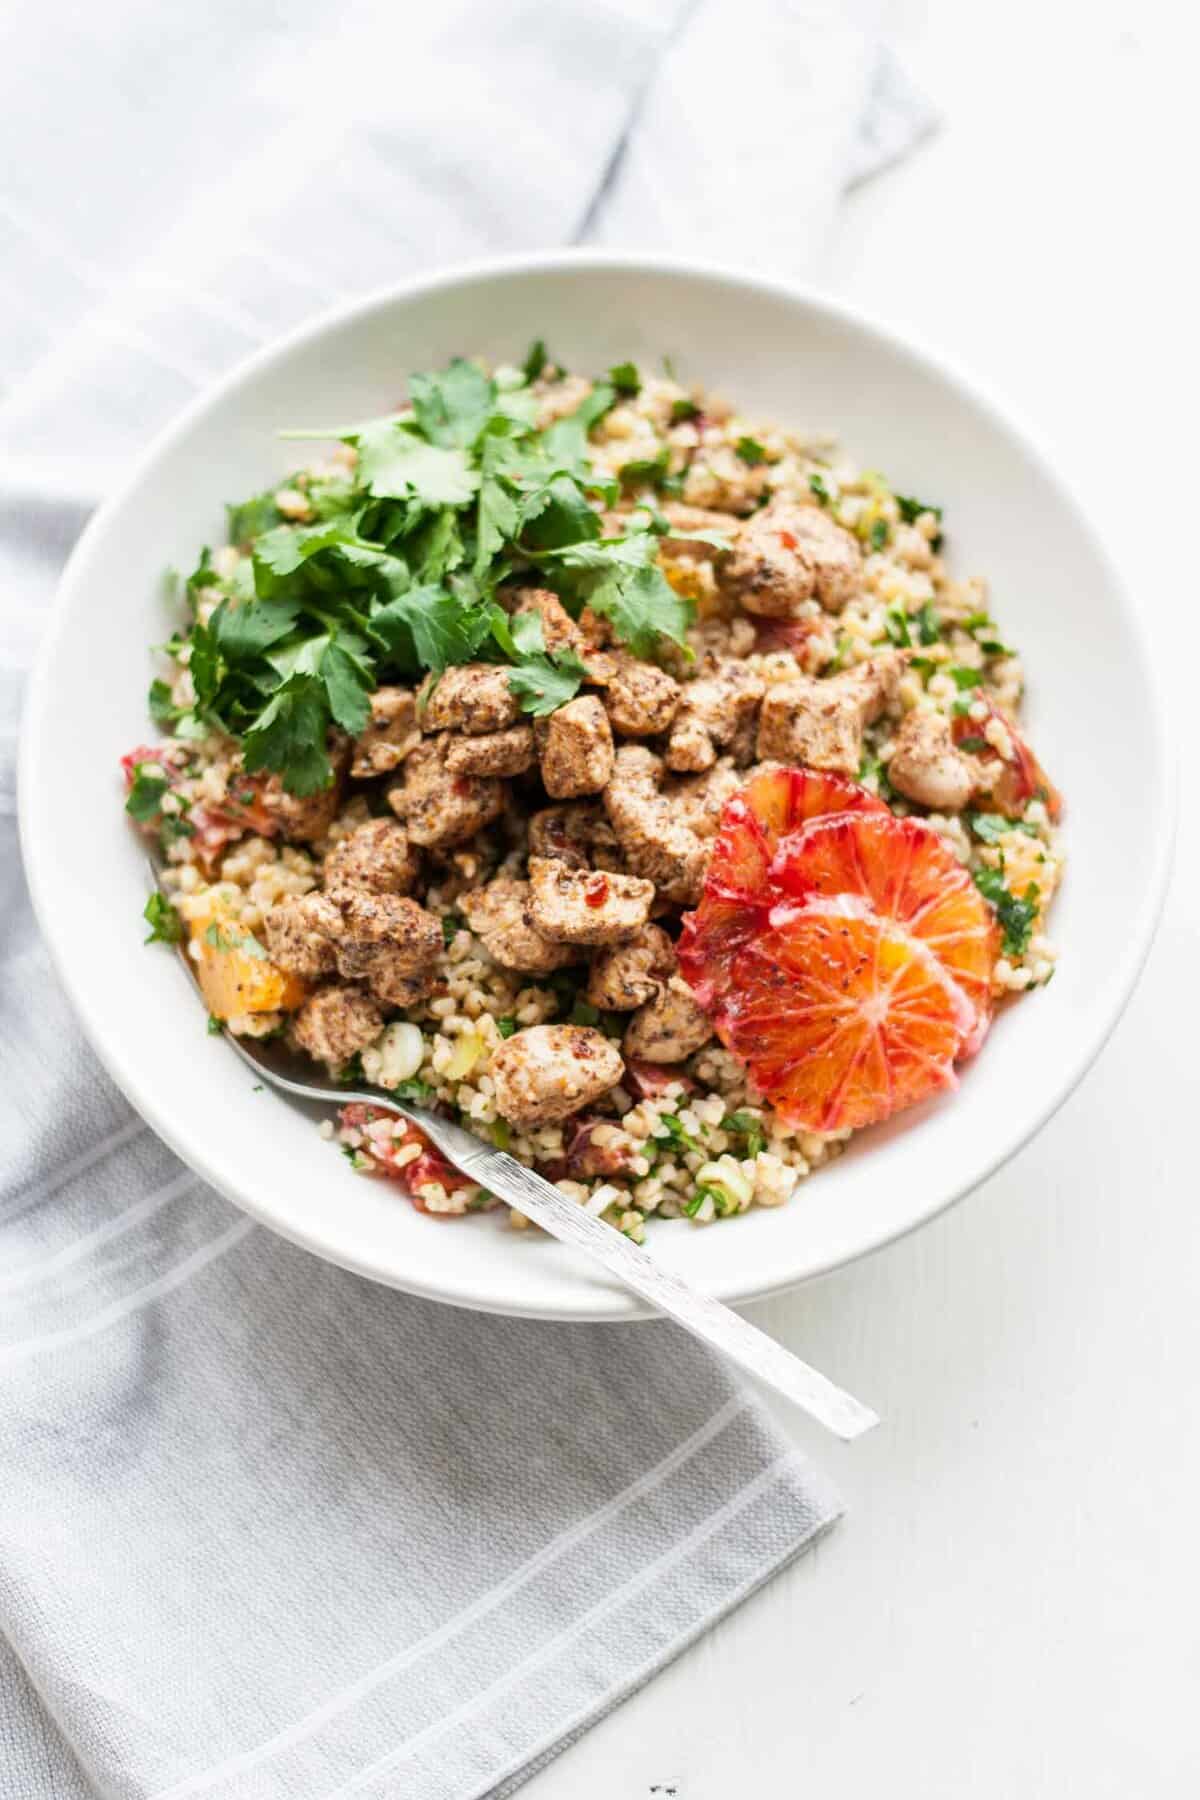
527 1 1199 1793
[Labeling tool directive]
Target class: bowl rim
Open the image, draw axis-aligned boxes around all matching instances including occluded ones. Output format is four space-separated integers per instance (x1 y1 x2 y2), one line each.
18 248 1177 1319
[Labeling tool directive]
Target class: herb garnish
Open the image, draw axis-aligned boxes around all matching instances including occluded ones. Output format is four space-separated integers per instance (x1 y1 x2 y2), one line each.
735 435 766 466
143 891 183 945
169 353 698 794
974 867 1039 957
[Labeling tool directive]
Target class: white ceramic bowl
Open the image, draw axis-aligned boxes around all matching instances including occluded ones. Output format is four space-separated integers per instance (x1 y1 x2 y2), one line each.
20 252 1173 1320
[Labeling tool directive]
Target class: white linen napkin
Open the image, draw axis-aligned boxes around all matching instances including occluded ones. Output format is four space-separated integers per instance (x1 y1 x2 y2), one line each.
0 4 933 1794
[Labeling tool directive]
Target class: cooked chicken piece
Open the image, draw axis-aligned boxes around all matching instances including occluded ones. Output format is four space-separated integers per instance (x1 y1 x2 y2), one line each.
250 740 350 844
292 984 383 1066
419 663 521 736
459 879 577 975
622 977 714 1063
387 742 505 849
262 892 341 979
600 653 681 737
665 758 743 840
665 662 764 773
489 1024 624 1129
444 724 536 778
577 605 614 648
334 892 443 1007
528 857 654 946
724 499 863 617
886 708 980 812
350 686 419 778
512 586 585 656
536 695 615 799
586 924 677 1011
603 745 708 906
756 653 903 775
323 818 420 898
527 802 600 870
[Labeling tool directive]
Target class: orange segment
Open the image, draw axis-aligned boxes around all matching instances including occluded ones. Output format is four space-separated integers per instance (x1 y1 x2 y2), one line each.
715 907 973 1132
188 895 308 1020
770 813 999 1049
678 766 885 1007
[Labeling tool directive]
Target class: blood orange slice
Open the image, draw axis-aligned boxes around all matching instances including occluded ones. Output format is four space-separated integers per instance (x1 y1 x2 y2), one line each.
678 765 885 1006
770 813 999 1051
714 905 976 1132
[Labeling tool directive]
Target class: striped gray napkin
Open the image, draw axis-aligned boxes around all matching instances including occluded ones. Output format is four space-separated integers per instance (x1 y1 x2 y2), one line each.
0 3 931 1793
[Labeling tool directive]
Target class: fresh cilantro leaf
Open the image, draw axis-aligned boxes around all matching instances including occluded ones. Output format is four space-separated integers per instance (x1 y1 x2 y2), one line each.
143 891 183 945
496 1016 518 1039
949 666 984 690
356 422 479 506
869 518 889 552
670 397 699 423
808 472 830 504
974 867 1039 957
519 473 600 551
393 1077 433 1104
207 1014 225 1035
723 1110 765 1157
213 592 302 661
242 673 332 796
507 648 588 717
735 436 766 465
608 361 640 396
408 358 495 449
618 448 670 490
967 812 1012 844
585 562 692 658
373 585 493 675
125 764 169 822
148 679 178 727
227 489 284 546
654 1112 702 1156
540 382 616 469
320 637 374 736
441 912 462 947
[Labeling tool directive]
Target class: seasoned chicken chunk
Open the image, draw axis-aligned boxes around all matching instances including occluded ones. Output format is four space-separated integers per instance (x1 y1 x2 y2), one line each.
658 501 739 560
262 892 341 979
603 746 708 906
528 857 655 946
586 924 677 1011
489 1025 624 1128
665 663 764 773
250 742 349 844
536 695 614 799
444 724 536 778
420 663 521 736
459 879 576 975
350 686 419 778
527 802 600 870
622 977 714 1063
334 892 443 1007
292 984 383 1066
724 499 863 617
388 742 505 849
886 708 980 812
600 653 681 737
756 653 902 775
323 818 419 898
513 586 585 656
665 759 743 840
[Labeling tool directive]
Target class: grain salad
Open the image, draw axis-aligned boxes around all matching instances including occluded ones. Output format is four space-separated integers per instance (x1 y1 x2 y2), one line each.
125 345 1064 1241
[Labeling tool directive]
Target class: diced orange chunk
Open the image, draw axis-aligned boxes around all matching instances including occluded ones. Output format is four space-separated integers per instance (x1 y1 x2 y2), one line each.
188 895 308 1020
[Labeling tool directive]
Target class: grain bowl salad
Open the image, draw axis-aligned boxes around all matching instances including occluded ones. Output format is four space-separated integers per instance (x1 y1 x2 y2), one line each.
126 344 1064 1239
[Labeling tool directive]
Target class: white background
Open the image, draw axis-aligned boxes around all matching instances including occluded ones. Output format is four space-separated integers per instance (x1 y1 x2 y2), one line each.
527 1 1199 1793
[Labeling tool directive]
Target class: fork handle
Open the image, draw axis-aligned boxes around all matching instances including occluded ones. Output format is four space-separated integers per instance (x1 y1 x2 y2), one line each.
458 1149 878 1441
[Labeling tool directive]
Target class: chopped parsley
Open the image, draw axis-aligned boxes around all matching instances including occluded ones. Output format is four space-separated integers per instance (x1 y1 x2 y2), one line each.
653 1112 702 1156
495 1016 518 1038
392 1077 433 1104
143 890 183 945
164 350 699 795
883 604 911 648
868 517 889 552
915 601 941 646
894 492 944 550
974 867 1039 957
207 1014 224 1035
125 763 169 822
949 666 985 690
723 1110 765 1157
807 472 830 505
608 361 641 396
735 435 766 466
670 397 699 423
968 811 1040 844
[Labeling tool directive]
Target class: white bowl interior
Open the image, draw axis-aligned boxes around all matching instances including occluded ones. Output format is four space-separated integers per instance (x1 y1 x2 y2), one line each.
20 258 1172 1318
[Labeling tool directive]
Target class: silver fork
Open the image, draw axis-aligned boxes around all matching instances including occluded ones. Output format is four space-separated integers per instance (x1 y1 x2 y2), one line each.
161 883 876 1439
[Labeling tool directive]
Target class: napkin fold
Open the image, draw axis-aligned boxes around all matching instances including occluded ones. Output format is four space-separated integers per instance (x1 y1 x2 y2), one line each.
0 3 932 1793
